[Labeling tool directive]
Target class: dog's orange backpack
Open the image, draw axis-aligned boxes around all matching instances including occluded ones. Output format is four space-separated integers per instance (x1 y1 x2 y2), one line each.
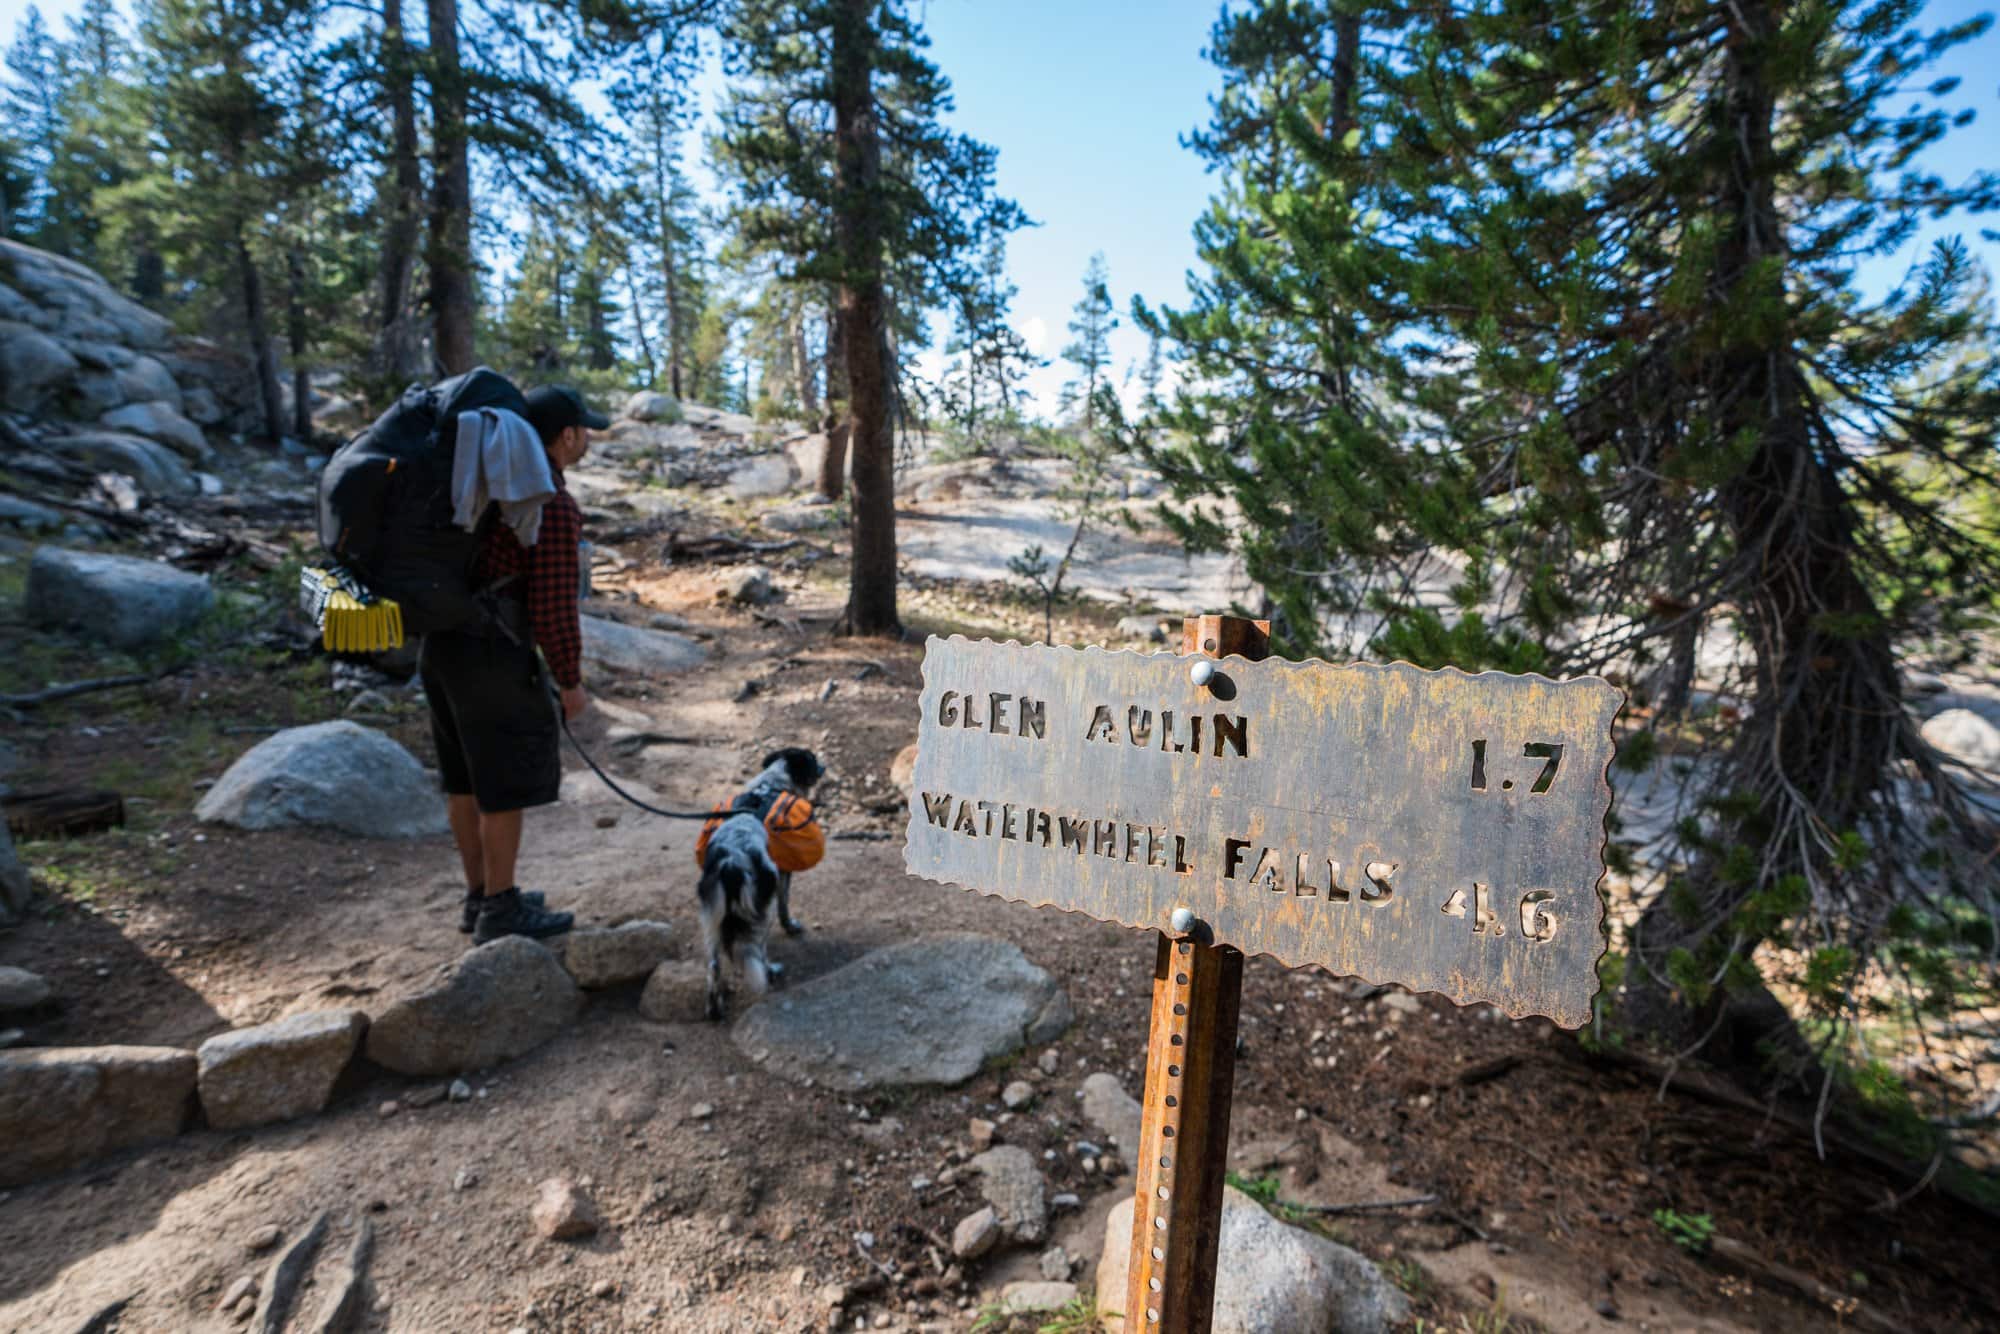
693 793 826 873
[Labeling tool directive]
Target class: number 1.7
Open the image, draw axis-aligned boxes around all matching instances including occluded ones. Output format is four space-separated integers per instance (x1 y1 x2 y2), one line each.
1469 740 1564 794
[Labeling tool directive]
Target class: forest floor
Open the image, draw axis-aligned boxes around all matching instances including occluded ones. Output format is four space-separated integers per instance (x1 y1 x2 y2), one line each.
2 417 1998 1333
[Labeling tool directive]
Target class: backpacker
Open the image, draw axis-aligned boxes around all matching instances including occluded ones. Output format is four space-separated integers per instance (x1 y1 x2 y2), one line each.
315 366 529 635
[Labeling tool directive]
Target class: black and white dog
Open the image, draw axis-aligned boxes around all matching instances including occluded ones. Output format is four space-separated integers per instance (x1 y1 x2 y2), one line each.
699 747 824 1021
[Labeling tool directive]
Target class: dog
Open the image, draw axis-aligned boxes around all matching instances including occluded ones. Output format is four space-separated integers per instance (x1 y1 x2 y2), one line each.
698 747 824 1021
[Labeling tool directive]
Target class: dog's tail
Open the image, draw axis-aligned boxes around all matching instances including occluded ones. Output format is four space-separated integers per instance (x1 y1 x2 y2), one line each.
713 865 772 994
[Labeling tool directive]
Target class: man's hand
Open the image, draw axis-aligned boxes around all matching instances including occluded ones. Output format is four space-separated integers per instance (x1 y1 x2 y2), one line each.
560 684 587 722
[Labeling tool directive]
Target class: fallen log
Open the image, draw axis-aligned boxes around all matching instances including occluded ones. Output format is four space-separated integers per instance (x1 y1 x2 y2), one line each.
1709 1234 1907 1334
0 673 156 708
4 788 125 840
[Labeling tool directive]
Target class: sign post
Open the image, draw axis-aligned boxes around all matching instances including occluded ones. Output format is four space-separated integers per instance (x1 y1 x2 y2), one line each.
903 614 1620 1333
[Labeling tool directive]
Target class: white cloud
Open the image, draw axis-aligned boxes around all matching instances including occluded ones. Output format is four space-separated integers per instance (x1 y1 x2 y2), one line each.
1018 315 1049 356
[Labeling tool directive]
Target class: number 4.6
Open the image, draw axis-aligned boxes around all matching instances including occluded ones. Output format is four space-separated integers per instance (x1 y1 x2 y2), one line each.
1469 739 1564 794
1441 884 1558 942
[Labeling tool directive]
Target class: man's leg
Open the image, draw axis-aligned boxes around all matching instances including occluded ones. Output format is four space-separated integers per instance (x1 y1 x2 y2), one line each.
449 795 485 891
479 808 524 897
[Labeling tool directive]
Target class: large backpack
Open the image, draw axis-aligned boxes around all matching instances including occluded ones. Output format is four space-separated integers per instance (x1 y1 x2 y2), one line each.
316 367 529 635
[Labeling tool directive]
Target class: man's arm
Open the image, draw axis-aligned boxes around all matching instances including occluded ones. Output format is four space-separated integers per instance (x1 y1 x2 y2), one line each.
525 490 585 713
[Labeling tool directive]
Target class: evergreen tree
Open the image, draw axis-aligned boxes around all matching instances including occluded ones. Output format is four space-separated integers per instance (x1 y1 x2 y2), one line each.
716 0 1026 636
3 7 65 245
1058 251 1115 432
1147 0 2000 1092
943 231 1039 451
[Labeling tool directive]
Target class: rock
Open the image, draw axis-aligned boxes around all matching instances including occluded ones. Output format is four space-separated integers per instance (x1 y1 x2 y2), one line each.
247 1225 283 1254
556 920 676 988
116 355 182 412
889 742 919 794
343 688 393 716
1922 708 2000 772
969 1117 996 1152
218 1275 258 1312
689 1101 715 1121
195 1009 367 1131
45 429 197 495
377 1100 399 1119
448 1078 472 1102
1081 1072 1144 1154
532 1178 602 1239
1039 1246 1072 1281
26 546 214 649
1038 1048 1060 1076
731 933 1073 1091
453 1166 479 1190
716 564 777 605
0 240 172 347
195 721 446 838
100 400 208 463
638 959 709 1022
726 455 795 500
0 1045 196 1186
183 384 224 425
364 937 584 1076
622 390 681 423
1379 991 1421 1016
969 1145 1048 1245
951 1206 1000 1260
1002 1080 1035 1111
783 432 831 485
1000 1281 1077 1313
71 369 125 415
1117 614 1168 643
1097 1187 1410 1334
1050 1192 1081 1211
0 494 67 534
579 614 707 676
0 966 51 1011
761 500 839 534
0 320 79 411
1027 989 1074 1043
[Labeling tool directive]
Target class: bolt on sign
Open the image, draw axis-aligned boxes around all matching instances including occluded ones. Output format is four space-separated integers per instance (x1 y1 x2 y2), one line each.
903 636 1622 1026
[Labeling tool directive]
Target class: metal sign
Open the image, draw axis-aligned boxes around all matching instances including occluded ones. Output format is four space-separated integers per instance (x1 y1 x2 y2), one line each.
903 636 1621 1027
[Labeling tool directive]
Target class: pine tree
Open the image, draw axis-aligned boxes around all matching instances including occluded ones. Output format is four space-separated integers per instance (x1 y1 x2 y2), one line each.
3 7 65 246
943 231 1039 451
716 0 1026 636
1147 0 2000 1091
1059 252 1115 433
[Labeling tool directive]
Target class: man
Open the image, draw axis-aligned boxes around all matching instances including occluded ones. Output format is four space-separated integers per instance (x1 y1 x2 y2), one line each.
420 383 608 942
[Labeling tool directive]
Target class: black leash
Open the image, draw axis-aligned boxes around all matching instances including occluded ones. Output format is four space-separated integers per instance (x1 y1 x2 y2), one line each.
550 685 718 821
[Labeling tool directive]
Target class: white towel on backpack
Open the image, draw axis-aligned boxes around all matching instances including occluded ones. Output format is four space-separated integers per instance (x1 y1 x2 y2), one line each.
451 407 555 545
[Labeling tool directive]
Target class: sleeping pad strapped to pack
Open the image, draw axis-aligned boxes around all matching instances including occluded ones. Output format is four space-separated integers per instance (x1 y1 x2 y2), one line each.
315 366 529 634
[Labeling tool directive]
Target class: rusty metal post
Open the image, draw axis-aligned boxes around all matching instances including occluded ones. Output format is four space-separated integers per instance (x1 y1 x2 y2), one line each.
1124 614 1268 1333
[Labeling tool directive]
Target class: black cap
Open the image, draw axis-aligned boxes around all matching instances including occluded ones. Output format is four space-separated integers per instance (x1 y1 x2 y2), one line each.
524 385 610 442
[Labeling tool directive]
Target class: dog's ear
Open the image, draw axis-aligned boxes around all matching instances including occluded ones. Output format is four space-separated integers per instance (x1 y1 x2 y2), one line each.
789 748 824 789
760 749 785 772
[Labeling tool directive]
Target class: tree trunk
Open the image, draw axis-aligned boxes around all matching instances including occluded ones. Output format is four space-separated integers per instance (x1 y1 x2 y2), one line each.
654 109 684 401
236 224 283 443
793 304 818 420
1621 0 1898 1081
624 262 655 383
373 0 426 381
286 244 311 440
819 303 849 499
832 0 897 636
426 0 475 376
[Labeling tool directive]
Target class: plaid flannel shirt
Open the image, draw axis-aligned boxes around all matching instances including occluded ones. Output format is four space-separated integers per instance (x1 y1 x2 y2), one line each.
472 472 584 689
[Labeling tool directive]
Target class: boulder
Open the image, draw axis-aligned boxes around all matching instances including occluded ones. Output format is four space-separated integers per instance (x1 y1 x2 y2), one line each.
783 432 838 488
1097 1188 1410 1334
195 721 447 838
1117 614 1169 644
1922 708 2000 773
638 959 709 1023
1081 1072 1144 1154
196 1009 367 1131
0 320 79 411
0 1045 197 1186
182 384 225 426
71 368 126 415
100 400 208 463
726 455 796 500
889 742 919 794
731 932 1072 1091
952 1206 1001 1260
969 1145 1048 1245
116 355 182 411
716 565 777 606
365 937 583 1076
579 614 707 677
0 239 171 348
0 966 50 1011
557 920 676 988
45 429 197 495
622 390 681 423
761 500 840 534
0 822 30 925
0 280 33 323
0 493 67 534
26 546 214 650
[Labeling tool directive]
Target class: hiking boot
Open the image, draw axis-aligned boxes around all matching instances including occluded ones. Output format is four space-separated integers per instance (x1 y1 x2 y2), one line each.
472 887 573 943
460 888 547 934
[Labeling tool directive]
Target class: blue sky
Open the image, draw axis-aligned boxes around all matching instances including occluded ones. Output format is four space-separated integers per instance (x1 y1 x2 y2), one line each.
4 0 1995 414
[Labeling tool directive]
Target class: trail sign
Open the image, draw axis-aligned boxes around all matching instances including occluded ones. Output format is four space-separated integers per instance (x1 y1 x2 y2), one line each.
902 634 1620 1026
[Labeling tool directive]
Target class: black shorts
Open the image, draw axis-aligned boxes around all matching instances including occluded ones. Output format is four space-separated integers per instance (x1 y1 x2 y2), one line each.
419 626 561 813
